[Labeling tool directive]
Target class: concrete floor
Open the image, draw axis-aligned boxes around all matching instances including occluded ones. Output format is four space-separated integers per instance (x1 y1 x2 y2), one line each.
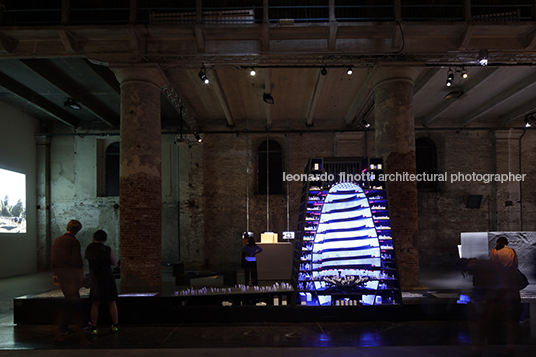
1 267 536 356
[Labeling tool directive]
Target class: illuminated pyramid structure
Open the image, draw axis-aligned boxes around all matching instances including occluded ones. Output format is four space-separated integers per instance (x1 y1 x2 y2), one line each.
292 157 402 306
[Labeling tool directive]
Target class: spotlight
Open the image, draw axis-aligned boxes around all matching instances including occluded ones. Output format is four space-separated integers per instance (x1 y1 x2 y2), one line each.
478 49 489 66
461 67 468 79
361 119 370 128
525 115 535 128
263 93 274 104
198 68 209 84
64 98 81 110
321 67 327 76
193 131 203 143
346 67 353 75
445 68 454 87
250 68 256 76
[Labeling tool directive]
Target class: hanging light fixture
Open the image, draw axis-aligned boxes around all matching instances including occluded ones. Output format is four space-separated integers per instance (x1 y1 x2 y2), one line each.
198 67 209 84
320 67 327 76
263 93 274 104
461 67 468 79
250 68 256 76
478 49 489 66
525 115 535 128
64 98 81 110
445 68 454 87
346 66 353 76
361 119 370 128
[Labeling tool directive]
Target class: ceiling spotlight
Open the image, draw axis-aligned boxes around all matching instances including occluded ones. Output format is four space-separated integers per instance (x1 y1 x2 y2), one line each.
525 115 535 128
346 67 353 76
478 49 489 66
461 67 468 79
64 98 81 110
250 68 256 76
321 67 327 76
361 119 370 128
193 131 203 143
198 68 209 84
263 93 274 104
445 68 454 87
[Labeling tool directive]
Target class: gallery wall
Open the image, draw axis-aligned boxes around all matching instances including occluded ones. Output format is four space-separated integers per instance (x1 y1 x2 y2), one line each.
0 102 39 278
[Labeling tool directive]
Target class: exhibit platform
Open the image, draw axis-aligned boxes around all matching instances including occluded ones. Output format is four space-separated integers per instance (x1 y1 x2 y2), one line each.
2 268 536 356
12 266 536 325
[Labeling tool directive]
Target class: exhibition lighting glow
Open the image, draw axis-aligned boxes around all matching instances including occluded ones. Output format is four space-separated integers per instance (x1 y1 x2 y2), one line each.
361 119 371 128
250 68 256 76
346 67 353 75
461 67 468 79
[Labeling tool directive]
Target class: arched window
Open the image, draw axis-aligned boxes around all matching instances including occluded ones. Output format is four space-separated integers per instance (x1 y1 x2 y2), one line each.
257 140 284 194
415 137 437 190
105 142 120 196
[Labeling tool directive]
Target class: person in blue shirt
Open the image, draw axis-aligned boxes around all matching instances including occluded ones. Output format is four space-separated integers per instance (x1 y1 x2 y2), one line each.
242 236 263 286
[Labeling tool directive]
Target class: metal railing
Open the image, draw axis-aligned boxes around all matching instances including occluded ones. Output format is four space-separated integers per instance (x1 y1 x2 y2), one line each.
0 1 534 26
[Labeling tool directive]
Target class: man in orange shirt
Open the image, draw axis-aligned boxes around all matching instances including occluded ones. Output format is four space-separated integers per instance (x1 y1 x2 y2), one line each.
490 237 518 268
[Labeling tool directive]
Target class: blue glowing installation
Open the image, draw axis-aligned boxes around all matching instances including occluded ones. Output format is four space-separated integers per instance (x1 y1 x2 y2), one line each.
299 182 397 306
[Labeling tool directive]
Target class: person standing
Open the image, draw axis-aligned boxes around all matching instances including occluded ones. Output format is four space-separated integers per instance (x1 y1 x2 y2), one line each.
242 236 263 286
490 237 522 356
50 219 89 346
490 236 518 268
85 229 119 335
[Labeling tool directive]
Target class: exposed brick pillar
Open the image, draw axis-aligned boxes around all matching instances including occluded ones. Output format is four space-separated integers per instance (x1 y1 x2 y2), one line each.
372 66 420 288
111 64 168 288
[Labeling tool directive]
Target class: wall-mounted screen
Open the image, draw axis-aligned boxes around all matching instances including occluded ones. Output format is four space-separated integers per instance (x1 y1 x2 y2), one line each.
0 167 26 233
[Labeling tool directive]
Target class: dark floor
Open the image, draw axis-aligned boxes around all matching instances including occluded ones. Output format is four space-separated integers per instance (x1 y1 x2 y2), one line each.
1 267 536 356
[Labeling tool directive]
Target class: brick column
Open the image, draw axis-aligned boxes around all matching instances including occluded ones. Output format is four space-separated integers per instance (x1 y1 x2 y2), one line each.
372 66 420 288
112 64 168 288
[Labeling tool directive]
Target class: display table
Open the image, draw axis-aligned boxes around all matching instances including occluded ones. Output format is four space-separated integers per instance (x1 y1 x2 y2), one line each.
257 242 293 281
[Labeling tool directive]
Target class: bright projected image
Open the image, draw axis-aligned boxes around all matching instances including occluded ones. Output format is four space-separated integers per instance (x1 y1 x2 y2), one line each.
0 167 26 233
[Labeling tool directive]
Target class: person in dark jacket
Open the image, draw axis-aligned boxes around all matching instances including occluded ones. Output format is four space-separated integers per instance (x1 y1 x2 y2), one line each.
85 229 119 335
50 219 89 346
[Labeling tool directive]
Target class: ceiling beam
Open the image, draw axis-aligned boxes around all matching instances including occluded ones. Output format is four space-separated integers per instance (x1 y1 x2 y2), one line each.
0 71 79 128
421 67 499 125
0 32 18 53
463 69 536 124
344 70 374 125
306 69 328 126
413 68 440 95
457 24 474 49
57 28 87 52
209 69 234 127
498 95 536 126
19 59 118 127
83 59 121 97
391 24 403 51
522 26 536 49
